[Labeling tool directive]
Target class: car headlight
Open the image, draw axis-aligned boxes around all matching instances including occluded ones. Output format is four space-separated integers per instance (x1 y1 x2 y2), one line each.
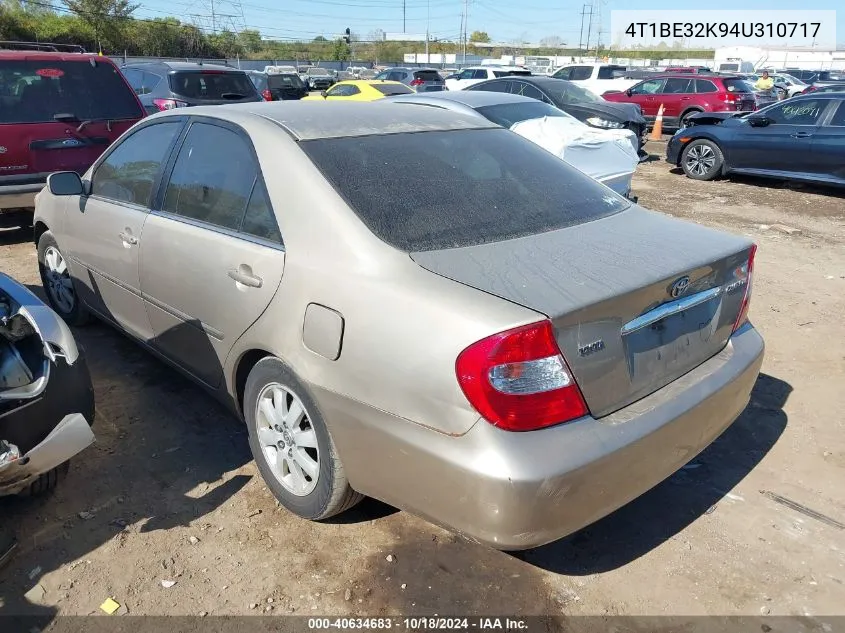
586 117 624 129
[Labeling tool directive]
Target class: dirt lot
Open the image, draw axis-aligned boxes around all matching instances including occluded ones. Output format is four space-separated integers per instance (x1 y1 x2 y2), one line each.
1 147 844 620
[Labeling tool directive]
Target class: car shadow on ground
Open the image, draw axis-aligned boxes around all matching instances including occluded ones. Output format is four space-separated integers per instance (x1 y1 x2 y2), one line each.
516 372 791 575
0 293 254 618
0 226 33 247
665 170 845 200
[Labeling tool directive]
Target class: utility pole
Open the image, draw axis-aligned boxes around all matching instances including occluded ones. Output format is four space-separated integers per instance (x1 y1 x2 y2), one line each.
462 0 468 65
403 0 406 32
579 4 587 51
585 3 594 55
211 0 216 34
425 0 430 60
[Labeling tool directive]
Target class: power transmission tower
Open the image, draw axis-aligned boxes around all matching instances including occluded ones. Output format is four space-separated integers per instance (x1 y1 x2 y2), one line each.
190 0 246 34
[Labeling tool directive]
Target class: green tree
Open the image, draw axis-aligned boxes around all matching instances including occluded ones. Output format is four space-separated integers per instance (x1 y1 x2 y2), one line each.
313 35 327 42
331 37 350 61
63 0 139 52
469 30 490 43
237 29 262 53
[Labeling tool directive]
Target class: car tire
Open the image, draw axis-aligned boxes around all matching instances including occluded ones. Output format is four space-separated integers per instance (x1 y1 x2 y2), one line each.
20 462 70 497
679 108 702 129
244 356 363 520
37 231 90 326
680 139 724 181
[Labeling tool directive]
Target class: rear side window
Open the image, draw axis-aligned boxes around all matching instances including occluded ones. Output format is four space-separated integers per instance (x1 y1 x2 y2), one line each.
662 78 693 93
569 66 593 81
92 122 181 206
301 128 629 251
163 123 256 230
829 102 845 126
695 79 718 93
414 70 441 82
468 80 510 93
597 65 626 79
371 83 413 95
476 101 567 127
0 59 143 124
241 180 282 244
169 71 256 100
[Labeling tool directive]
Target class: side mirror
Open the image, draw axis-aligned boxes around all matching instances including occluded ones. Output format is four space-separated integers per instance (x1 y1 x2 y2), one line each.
320 90 328 98
47 171 84 196
625 88 633 97
748 115 770 127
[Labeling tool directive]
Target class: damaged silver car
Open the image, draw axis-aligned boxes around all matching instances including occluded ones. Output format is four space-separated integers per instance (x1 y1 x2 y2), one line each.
0 273 95 496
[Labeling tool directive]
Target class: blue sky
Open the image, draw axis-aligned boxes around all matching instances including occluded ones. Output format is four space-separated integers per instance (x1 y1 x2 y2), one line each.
133 0 842 46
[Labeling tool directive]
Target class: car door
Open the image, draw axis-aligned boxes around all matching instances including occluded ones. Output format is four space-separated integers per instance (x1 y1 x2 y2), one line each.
627 78 665 119
62 119 184 340
138 119 285 387
809 99 845 183
728 99 828 174
658 77 694 126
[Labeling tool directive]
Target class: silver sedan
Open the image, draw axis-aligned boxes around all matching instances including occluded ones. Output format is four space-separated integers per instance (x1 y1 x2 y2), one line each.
33 101 763 550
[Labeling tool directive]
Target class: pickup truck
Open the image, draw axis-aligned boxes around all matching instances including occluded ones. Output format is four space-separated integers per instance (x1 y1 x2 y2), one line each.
550 63 640 96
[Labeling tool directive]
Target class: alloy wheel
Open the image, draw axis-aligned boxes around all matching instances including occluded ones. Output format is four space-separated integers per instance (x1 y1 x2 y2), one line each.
685 145 716 177
254 383 320 496
43 246 75 314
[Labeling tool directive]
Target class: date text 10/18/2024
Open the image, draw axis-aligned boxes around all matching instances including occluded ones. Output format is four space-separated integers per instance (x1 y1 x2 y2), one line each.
308 618 529 630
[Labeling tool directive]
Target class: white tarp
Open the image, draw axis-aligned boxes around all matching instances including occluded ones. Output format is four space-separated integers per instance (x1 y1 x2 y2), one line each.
510 116 639 196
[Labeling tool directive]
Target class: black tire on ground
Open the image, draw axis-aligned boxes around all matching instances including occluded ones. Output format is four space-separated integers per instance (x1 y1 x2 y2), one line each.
680 139 724 181
37 230 90 326
679 108 703 129
20 462 70 497
243 357 363 520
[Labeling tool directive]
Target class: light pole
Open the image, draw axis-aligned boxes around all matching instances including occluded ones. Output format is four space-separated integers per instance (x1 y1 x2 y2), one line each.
425 0 430 61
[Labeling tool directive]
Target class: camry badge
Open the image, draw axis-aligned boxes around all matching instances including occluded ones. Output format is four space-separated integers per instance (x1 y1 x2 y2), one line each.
670 276 691 299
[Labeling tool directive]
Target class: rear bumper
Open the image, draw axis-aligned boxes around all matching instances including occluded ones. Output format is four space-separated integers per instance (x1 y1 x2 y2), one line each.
320 324 764 550
0 183 43 210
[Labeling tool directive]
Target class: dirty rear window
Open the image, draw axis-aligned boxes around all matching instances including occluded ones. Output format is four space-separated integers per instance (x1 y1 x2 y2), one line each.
169 71 257 100
301 128 629 251
723 78 754 93
371 83 414 96
0 59 143 124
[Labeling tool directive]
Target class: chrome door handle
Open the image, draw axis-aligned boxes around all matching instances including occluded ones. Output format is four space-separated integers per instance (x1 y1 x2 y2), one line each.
791 131 813 138
228 268 263 288
119 231 138 245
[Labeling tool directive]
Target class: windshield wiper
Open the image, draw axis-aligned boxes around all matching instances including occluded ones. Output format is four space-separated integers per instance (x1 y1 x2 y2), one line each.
52 113 97 134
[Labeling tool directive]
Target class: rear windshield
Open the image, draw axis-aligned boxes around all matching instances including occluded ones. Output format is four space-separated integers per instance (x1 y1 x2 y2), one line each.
414 70 442 82
169 71 256 100
268 74 303 89
0 59 143 124
372 83 414 95
493 69 532 77
301 128 629 251
723 78 754 93
476 101 567 127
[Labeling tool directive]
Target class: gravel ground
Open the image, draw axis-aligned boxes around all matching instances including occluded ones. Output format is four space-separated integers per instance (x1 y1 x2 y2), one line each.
1 147 843 620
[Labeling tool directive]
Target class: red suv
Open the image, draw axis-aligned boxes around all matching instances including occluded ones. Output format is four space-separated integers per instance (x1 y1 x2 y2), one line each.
0 45 145 227
603 74 757 129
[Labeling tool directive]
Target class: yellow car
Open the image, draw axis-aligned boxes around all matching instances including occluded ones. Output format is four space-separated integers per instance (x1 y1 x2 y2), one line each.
302 80 414 101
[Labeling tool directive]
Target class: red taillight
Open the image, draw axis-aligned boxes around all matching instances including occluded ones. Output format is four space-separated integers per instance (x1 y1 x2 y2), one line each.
803 86 817 94
262 89 273 101
732 244 757 332
409 78 424 87
723 93 738 103
153 98 188 111
455 320 588 432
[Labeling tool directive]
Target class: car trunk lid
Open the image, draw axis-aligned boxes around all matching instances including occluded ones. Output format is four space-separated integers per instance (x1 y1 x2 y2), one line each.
410 207 754 418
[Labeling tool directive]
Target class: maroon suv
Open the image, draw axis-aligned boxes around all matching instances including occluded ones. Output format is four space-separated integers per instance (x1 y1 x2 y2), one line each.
603 74 757 129
0 47 145 227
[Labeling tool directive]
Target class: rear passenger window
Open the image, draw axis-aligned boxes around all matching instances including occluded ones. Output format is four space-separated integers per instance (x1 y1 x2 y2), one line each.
829 102 845 126
695 79 718 93
163 123 256 230
662 78 693 93
470 80 509 93
570 66 593 81
509 82 544 101
92 122 181 206
241 180 282 245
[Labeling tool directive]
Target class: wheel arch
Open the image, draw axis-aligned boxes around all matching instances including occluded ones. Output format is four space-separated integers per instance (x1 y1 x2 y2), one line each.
33 220 49 247
233 348 275 418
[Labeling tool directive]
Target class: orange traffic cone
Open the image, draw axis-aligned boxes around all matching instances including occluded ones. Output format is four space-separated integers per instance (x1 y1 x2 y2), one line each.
650 103 664 140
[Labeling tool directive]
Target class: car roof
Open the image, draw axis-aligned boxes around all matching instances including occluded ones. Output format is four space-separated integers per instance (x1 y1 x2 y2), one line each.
162 101 498 140
335 79 405 87
391 91 540 108
0 50 114 63
124 61 240 72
